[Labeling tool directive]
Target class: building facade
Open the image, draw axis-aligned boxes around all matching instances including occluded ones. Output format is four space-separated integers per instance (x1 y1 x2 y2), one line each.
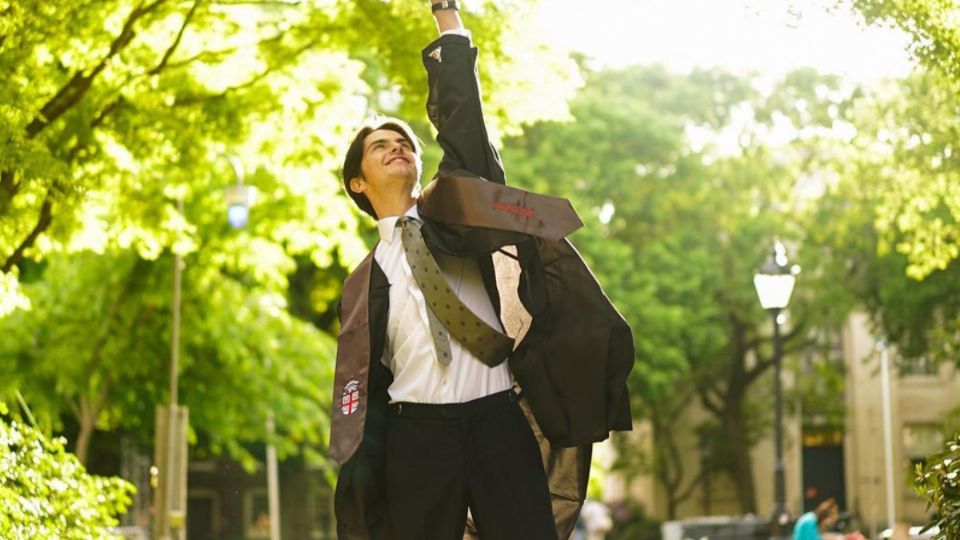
843 313 959 534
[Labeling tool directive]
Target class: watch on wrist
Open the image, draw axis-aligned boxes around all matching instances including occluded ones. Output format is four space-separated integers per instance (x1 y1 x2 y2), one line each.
431 0 459 12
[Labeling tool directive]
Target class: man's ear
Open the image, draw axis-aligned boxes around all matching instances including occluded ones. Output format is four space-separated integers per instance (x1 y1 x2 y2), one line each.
349 176 365 194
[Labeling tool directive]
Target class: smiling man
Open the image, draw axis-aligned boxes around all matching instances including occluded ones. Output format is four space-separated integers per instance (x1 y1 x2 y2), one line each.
328 2 635 539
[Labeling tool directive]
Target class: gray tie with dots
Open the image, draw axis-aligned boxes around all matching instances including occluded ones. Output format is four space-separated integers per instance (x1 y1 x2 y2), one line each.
397 217 513 367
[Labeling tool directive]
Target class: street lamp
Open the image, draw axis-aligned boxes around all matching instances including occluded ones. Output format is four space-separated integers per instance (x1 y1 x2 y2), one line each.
753 239 800 540
154 155 255 540
223 155 256 229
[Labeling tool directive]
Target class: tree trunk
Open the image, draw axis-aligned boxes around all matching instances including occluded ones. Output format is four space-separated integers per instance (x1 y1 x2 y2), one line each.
725 401 757 513
74 381 110 465
667 497 678 521
651 392 706 520
75 396 97 465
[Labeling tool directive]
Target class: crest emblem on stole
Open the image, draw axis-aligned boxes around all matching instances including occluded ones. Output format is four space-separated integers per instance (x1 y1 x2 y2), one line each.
341 379 360 416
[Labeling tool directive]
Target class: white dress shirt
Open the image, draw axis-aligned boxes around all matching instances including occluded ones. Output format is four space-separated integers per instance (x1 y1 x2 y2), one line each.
375 205 513 404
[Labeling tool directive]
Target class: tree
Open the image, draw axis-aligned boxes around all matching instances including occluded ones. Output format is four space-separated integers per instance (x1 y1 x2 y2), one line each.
848 0 960 83
0 401 134 538
805 73 960 366
843 0 960 278
502 64 849 515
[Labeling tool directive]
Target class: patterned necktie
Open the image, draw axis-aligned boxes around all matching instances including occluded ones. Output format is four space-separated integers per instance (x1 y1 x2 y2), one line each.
397 217 513 367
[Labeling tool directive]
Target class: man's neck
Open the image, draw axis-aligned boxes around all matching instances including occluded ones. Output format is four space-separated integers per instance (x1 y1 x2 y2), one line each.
374 197 417 219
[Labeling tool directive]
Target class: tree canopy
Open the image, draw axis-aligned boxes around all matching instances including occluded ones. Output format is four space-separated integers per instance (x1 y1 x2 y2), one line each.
845 0 960 279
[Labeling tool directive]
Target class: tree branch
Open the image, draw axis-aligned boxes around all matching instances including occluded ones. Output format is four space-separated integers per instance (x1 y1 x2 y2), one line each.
675 466 710 506
173 67 274 105
25 0 168 138
91 97 127 129
66 398 80 420
173 30 328 105
162 27 290 71
697 383 723 416
2 196 53 273
65 98 129 162
92 378 112 418
781 315 809 345
745 357 774 386
148 0 202 76
81 257 145 382
650 412 681 494
0 170 17 208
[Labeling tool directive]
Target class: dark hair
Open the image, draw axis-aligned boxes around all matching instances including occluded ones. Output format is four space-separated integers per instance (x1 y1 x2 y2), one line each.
341 116 422 218
814 498 838 523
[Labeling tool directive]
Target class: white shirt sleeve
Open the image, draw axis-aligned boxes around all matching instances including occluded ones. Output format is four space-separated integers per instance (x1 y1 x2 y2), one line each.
440 28 472 39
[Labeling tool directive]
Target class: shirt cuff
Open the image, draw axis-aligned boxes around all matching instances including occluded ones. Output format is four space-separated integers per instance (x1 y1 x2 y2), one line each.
440 28 472 40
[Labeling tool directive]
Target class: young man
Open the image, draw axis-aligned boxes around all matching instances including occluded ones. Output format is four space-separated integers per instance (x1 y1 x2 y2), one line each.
329 2 635 539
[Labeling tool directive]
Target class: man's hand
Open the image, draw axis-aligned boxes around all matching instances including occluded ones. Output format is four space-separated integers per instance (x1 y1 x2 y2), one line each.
430 0 464 34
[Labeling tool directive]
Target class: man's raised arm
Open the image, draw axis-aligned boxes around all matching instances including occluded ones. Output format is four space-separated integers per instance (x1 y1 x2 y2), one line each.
422 0 507 184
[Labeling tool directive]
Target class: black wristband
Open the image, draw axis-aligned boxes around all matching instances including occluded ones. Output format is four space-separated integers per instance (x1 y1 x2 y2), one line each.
431 0 459 12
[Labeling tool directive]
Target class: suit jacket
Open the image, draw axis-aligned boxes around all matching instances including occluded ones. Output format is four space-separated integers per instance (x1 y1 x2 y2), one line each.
330 34 634 540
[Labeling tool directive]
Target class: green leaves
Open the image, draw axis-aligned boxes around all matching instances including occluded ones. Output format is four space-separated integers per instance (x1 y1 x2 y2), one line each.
850 0 960 83
810 72 960 363
0 0 578 279
0 402 134 538
846 0 960 279
915 434 960 540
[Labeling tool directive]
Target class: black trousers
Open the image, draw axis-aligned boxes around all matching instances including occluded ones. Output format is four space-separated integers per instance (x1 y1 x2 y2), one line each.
384 390 557 540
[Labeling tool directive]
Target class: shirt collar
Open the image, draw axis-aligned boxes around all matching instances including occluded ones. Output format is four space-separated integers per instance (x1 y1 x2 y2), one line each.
377 204 419 244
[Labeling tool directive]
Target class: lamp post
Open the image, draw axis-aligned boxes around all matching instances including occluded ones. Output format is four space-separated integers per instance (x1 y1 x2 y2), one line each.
154 156 256 540
220 155 281 540
753 239 799 540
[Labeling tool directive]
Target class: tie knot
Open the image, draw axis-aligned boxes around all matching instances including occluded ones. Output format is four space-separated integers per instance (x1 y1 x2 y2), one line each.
397 216 420 228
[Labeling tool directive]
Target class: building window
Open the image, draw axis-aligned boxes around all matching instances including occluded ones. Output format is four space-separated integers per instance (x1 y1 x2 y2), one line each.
187 489 221 540
898 355 938 376
903 423 944 480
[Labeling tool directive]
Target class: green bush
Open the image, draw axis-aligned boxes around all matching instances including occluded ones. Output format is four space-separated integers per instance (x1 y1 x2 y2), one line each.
0 402 135 539
915 433 960 540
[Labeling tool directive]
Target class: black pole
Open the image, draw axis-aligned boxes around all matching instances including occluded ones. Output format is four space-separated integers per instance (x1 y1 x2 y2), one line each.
771 308 788 539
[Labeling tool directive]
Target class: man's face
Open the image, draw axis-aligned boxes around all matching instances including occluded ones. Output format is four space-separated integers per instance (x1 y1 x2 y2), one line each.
350 128 421 201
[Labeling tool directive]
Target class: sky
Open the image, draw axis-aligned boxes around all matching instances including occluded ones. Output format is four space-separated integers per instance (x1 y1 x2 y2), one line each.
533 0 914 81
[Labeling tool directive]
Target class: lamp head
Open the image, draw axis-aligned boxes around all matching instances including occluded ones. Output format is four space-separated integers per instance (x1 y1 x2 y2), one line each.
753 239 800 310
225 184 256 229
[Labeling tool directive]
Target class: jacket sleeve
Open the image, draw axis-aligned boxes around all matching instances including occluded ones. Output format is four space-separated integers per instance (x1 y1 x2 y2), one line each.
421 33 506 184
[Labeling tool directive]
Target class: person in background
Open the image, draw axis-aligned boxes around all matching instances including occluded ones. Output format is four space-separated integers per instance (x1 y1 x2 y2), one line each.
793 498 839 540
